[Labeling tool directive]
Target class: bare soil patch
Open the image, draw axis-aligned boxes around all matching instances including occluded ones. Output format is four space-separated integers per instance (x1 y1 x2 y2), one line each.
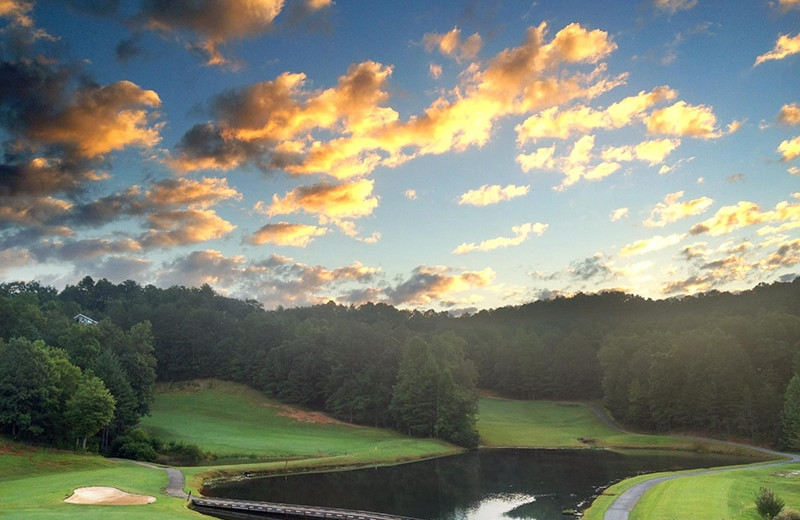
64 486 156 505
274 404 346 425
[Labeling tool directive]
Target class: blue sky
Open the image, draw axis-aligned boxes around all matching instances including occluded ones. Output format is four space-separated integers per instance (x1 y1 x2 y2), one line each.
0 0 798 312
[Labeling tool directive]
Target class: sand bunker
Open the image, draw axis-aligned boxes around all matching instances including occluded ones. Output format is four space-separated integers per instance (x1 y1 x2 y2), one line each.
65 486 156 505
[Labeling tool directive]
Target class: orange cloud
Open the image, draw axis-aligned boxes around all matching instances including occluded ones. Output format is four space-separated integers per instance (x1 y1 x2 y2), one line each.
778 136 800 161
0 0 33 26
385 265 495 306
140 0 331 67
518 135 623 189
619 233 685 257
267 179 379 222
453 222 548 254
755 33 800 66
645 101 722 138
141 208 235 248
644 190 714 227
30 81 162 158
172 22 621 179
458 184 530 206
145 177 241 208
776 0 800 11
778 103 800 125
423 27 483 61
248 222 328 247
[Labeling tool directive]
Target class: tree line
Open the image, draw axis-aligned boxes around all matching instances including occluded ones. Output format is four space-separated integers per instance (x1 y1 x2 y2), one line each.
0 276 798 452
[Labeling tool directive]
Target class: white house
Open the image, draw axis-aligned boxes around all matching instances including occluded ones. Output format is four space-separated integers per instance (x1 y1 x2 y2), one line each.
73 314 98 325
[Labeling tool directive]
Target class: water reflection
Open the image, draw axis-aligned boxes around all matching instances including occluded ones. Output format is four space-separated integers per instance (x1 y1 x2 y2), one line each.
204 449 755 520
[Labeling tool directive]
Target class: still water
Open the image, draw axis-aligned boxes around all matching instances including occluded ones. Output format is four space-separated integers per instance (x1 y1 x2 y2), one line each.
203 449 753 520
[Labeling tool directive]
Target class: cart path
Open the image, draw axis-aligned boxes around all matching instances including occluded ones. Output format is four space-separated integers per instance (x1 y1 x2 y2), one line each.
583 405 800 520
112 458 189 499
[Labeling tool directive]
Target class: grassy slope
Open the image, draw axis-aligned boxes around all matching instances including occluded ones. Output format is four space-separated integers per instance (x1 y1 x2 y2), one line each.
2 382 797 519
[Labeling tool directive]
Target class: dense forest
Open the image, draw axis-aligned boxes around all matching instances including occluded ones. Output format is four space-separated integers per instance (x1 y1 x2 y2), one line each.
1 277 799 453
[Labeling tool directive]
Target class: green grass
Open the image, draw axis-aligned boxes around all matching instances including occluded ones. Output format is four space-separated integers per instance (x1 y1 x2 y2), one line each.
0 441 204 519
626 462 800 520
2 383 795 520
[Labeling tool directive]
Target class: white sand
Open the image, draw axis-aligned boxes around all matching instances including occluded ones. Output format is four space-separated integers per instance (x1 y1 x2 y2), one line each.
64 486 156 505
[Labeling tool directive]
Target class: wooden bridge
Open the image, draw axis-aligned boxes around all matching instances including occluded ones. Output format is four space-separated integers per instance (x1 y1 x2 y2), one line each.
190 496 423 520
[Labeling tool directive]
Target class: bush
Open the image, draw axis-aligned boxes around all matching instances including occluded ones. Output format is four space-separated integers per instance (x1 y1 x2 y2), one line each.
776 509 800 520
755 487 785 520
110 434 158 462
157 440 210 466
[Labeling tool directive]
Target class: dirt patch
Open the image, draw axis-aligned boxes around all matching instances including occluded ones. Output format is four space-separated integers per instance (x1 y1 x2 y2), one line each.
64 486 156 505
274 404 346 425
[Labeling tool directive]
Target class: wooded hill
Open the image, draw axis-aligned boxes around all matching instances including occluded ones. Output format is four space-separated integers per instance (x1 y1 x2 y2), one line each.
1 277 799 451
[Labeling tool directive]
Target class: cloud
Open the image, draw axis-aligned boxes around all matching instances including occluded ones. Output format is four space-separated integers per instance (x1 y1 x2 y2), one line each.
619 233 685 257
778 103 800 125
384 265 495 306
423 27 483 62
458 184 530 206
140 209 236 248
453 222 548 254
171 22 621 179
138 0 332 67
653 0 698 14
610 207 629 222
645 101 724 138
569 254 615 281
778 136 800 161
404 189 418 200
760 238 800 269
248 222 329 247
644 190 714 227
266 179 379 222
602 138 681 165
0 0 34 27
518 135 625 189
755 33 800 66
775 0 800 11
690 199 800 236
516 86 677 142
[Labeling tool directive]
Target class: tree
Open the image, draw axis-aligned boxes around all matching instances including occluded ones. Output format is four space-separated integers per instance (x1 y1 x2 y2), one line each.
780 375 800 450
755 487 785 520
65 373 115 450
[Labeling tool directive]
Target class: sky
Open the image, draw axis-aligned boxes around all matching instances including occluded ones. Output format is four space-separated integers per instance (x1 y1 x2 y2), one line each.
0 0 798 313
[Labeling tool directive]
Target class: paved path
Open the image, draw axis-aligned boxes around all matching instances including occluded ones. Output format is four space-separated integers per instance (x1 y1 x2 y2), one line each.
112 459 189 499
583 406 800 520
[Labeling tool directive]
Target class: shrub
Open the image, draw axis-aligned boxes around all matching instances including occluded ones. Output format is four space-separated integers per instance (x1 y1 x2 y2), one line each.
110 434 158 462
776 509 800 520
755 487 785 520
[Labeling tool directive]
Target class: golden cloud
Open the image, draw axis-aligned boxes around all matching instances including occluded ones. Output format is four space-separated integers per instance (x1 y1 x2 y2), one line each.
778 136 800 161
453 222 548 254
516 86 676 142
645 101 722 138
644 190 714 227
141 208 235 248
0 0 33 26
777 0 800 11
755 33 800 65
779 103 800 125
173 22 621 179
385 265 495 306
690 199 800 236
267 178 379 221
423 27 483 61
602 138 681 166
140 0 332 66
145 177 241 208
30 81 162 158
458 184 530 206
248 222 329 247
619 233 685 257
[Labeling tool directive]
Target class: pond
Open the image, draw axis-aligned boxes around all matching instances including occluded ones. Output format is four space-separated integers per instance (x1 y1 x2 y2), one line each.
202 448 755 520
